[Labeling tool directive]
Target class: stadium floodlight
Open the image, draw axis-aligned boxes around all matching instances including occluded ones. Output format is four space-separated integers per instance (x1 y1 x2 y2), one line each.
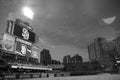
22 6 34 19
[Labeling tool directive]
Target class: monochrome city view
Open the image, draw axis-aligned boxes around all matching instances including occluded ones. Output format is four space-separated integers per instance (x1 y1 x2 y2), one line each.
0 0 120 80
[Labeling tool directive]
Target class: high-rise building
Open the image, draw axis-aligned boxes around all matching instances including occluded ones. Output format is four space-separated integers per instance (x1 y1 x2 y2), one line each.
63 55 71 64
112 37 120 56
94 37 106 62
51 59 61 64
88 37 105 62
63 54 83 64
40 49 51 66
71 54 83 63
88 37 116 69
63 54 83 72
88 43 96 61
88 36 120 70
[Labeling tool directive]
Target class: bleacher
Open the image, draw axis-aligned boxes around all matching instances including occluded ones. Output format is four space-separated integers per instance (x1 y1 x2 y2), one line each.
0 51 52 71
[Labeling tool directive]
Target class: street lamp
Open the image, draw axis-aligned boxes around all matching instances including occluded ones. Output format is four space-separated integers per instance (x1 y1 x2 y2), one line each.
22 7 34 20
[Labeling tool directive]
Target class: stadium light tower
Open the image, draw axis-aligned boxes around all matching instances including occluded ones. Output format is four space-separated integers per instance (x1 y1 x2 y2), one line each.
22 7 34 20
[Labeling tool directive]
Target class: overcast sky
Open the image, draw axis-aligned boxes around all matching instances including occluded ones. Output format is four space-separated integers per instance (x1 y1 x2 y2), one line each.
0 0 120 62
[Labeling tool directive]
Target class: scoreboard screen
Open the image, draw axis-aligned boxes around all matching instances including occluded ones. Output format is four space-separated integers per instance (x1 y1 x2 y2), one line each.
13 23 35 43
15 41 32 57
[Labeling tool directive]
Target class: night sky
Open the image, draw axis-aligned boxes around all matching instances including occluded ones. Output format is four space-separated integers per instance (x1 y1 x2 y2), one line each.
0 0 120 62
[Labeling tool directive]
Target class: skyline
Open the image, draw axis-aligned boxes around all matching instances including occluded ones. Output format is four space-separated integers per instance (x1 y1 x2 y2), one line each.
0 0 120 61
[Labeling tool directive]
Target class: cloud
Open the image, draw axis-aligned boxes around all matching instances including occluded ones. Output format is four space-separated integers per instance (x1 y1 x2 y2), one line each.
31 0 117 49
102 16 116 24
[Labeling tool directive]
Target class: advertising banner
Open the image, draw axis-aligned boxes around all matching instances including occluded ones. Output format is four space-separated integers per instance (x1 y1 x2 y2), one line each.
31 45 40 60
16 38 32 46
2 33 15 52
15 41 32 57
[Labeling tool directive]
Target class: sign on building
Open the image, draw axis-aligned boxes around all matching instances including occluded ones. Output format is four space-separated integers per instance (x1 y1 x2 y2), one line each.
13 23 36 43
16 38 32 46
31 45 40 62
2 33 15 52
15 41 32 57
